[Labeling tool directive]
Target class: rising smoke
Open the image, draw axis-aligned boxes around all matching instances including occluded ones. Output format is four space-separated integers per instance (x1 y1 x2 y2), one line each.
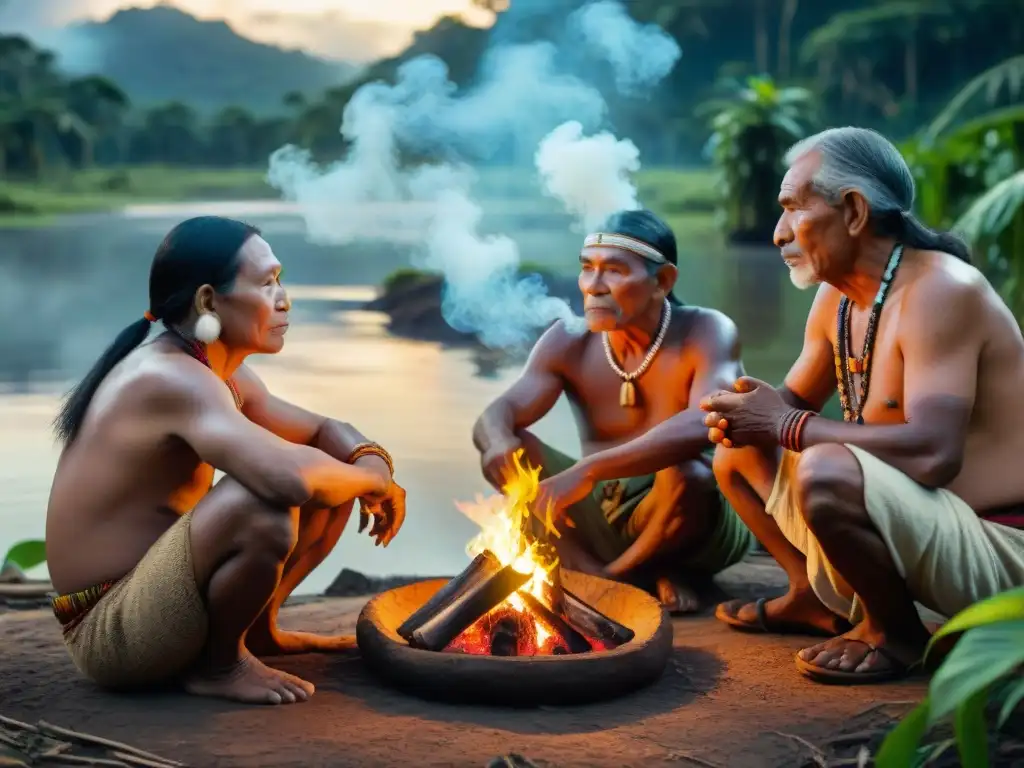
268 0 681 350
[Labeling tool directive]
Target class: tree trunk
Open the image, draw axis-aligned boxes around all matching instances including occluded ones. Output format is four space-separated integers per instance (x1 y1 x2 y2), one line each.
777 0 798 79
754 0 770 74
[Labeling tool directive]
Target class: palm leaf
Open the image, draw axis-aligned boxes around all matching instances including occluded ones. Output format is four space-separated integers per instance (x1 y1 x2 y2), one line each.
928 620 1024 723
921 55 1024 145
875 697 932 768
1 539 46 570
952 171 1024 245
953 688 990 768
997 676 1024 727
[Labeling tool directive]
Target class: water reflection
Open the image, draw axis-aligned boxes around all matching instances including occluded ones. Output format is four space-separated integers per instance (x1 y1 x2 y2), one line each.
0 205 814 592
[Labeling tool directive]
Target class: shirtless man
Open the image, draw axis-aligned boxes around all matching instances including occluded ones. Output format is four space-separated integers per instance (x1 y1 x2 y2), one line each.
701 127 1024 684
472 209 754 614
46 215 407 705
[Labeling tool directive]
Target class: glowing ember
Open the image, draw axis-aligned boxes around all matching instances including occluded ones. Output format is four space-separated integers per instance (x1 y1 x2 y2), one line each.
452 449 583 656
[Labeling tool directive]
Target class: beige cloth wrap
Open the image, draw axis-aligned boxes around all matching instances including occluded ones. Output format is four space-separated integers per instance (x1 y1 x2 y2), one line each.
63 512 208 689
768 445 1024 624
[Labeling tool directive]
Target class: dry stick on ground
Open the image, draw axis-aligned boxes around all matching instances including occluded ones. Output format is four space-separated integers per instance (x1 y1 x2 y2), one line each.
44 755 131 767
0 716 37 734
772 731 829 768
665 751 724 767
36 722 183 768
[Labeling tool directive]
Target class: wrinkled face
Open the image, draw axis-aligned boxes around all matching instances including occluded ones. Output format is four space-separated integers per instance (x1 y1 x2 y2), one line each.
774 151 855 290
204 235 291 354
578 246 670 332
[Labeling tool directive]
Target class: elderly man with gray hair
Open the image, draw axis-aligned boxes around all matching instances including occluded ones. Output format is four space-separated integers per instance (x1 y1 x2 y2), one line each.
699 126 1024 684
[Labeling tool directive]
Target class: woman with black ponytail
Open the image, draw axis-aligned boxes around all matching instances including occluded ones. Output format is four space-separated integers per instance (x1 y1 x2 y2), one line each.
46 215 408 705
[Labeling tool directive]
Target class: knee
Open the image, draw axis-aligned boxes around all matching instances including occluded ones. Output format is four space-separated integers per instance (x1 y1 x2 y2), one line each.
794 444 865 535
221 483 297 561
712 443 759 487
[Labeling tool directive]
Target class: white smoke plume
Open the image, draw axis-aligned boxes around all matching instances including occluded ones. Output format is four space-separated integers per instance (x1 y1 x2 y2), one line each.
535 121 642 232
268 0 681 349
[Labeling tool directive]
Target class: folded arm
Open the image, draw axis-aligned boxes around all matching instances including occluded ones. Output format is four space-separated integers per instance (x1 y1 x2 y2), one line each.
780 284 840 413
159 365 386 509
799 274 982 487
581 309 744 481
234 365 392 486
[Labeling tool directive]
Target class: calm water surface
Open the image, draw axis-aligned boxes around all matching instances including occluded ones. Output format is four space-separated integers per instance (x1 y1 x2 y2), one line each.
0 201 812 594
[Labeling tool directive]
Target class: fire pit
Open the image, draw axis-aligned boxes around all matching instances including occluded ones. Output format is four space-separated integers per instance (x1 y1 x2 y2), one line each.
355 451 673 706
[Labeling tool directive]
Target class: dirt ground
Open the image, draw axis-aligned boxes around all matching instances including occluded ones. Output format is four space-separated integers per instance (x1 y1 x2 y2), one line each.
0 557 930 768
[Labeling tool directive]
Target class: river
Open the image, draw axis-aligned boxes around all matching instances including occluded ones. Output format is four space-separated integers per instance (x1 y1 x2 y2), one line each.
0 200 812 594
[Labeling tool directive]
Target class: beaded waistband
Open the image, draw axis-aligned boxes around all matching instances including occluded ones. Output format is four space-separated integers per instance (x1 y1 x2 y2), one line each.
51 579 119 635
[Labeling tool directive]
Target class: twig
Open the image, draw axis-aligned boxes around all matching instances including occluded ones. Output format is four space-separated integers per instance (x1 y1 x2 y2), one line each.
0 757 29 767
111 754 182 768
43 756 131 767
823 729 882 747
771 731 828 768
0 733 24 750
0 716 37 734
851 700 920 720
36 722 182 767
666 751 724 767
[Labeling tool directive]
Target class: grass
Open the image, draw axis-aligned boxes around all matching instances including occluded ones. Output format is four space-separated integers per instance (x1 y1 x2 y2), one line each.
0 165 273 226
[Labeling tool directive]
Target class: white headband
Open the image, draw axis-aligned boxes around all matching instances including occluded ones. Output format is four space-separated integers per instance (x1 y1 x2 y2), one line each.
581 232 667 265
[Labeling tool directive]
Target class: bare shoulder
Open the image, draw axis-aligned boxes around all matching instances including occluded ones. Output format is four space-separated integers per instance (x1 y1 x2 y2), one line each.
231 363 270 404
529 319 588 368
902 249 991 327
675 305 739 354
117 346 237 416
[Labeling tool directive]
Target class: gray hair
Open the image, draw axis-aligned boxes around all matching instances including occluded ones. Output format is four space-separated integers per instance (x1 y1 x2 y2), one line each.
785 127 971 263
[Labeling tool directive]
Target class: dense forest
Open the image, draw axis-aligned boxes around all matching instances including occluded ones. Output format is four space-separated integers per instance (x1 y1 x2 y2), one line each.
2 0 1022 174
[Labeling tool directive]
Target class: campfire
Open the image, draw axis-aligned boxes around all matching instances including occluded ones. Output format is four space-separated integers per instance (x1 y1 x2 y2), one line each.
396 451 635 657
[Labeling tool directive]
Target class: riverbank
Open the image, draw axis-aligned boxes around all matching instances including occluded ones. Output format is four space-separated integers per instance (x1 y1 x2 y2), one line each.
0 556 936 768
0 167 273 227
0 166 719 232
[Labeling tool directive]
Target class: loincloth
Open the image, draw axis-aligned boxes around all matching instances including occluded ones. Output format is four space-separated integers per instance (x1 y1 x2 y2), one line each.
53 512 208 689
768 445 1024 624
535 441 753 575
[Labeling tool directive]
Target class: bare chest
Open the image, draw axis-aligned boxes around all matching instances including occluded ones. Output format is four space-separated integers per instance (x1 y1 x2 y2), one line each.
831 300 906 424
564 342 692 442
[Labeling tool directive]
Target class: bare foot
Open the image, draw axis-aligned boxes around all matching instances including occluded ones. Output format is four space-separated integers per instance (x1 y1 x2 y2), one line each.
656 577 701 614
248 628 357 656
184 653 315 705
717 586 850 636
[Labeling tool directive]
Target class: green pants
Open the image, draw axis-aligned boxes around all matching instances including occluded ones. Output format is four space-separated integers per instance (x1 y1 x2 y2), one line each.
537 441 754 577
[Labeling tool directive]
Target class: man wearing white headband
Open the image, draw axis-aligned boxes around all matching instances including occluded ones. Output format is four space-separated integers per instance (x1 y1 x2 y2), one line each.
473 209 754 614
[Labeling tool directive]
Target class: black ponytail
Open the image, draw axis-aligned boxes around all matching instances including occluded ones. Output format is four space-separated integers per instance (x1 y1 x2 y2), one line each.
53 318 154 444
52 215 259 445
873 208 973 264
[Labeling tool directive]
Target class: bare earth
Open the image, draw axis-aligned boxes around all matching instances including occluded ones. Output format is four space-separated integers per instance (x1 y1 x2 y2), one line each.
0 558 928 768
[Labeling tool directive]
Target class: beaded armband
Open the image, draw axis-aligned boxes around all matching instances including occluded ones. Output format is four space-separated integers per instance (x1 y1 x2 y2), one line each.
348 442 395 477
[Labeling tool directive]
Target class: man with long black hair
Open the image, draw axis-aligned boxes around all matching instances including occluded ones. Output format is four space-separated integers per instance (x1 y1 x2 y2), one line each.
46 216 407 705
473 209 754 614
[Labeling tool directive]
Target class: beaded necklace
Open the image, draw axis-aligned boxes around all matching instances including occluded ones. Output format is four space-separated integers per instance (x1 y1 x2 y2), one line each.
833 243 903 424
168 327 244 411
602 298 672 408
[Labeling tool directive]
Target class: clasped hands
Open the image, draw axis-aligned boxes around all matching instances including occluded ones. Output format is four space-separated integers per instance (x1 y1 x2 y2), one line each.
699 376 793 448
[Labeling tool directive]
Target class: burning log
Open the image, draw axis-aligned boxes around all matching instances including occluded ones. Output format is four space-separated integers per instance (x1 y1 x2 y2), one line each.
517 590 591 654
489 615 522 657
540 565 565 615
397 550 501 641
410 565 531 652
562 588 635 649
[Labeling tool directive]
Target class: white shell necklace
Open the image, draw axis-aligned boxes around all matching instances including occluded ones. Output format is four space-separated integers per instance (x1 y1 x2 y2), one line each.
602 298 672 408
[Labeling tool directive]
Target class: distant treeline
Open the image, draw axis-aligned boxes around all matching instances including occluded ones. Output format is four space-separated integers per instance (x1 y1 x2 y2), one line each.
2 0 1023 175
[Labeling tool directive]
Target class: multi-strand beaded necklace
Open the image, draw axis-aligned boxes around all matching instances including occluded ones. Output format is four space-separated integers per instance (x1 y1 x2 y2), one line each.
834 243 904 424
168 326 244 410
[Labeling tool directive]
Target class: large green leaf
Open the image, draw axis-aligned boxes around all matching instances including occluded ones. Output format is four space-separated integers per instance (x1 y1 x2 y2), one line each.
929 621 1024 723
929 587 1024 650
954 688 990 767
997 676 1024 727
1 539 46 570
921 55 1024 145
875 697 932 768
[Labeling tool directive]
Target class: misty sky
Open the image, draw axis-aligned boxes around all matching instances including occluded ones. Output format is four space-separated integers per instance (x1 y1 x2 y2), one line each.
1 0 493 62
